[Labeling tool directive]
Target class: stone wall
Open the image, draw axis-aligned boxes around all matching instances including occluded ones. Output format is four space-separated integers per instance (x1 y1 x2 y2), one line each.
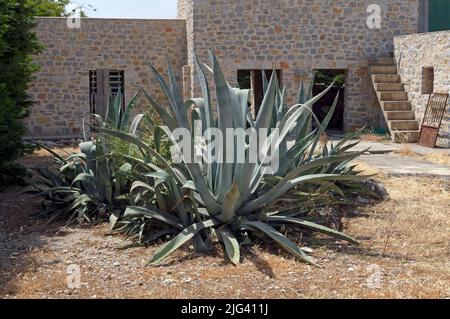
394 31 450 147
180 0 420 131
28 2 426 138
177 0 194 72
26 18 187 138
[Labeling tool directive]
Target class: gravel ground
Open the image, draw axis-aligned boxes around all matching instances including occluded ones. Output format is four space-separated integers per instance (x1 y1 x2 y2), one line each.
0 150 449 299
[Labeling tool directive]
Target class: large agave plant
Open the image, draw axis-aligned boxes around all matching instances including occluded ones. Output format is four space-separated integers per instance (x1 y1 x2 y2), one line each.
102 52 371 266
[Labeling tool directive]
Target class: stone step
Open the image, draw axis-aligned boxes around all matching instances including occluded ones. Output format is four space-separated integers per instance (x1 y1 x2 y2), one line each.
368 57 395 66
390 120 420 131
372 74 401 83
375 83 404 91
370 65 398 74
382 101 412 111
378 91 408 101
385 111 416 121
392 131 420 143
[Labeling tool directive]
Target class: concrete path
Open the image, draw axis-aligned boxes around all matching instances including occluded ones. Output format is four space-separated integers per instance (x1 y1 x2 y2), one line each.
358 153 450 177
352 140 450 156
289 138 450 176
331 139 450 177
347 140 398 154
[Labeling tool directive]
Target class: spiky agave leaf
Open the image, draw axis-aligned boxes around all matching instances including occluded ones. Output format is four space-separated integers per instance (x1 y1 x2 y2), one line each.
242 220 318 266
266 216 359 245
149 219 219 265
217 228 240 266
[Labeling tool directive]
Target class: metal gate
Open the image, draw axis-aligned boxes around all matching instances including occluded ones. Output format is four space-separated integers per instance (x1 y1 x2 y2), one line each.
418 93 449 148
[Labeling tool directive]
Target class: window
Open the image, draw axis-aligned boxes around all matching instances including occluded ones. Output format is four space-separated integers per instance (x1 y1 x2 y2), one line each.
89 69 125 116
419 0 450 33
237 69 282 118
428 0 450 32
422 67 434 95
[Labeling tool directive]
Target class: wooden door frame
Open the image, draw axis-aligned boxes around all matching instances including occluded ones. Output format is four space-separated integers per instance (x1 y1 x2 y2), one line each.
95 68 110 119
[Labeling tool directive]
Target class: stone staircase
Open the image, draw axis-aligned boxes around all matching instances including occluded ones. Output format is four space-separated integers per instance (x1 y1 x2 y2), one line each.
369 57 420 143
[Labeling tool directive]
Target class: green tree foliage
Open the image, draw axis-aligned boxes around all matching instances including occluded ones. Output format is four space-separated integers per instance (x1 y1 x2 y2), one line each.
30 0 92 17
315 70 345 87
0 0 93 188
29 0 70 16
28 0 93 17
0 0 42 187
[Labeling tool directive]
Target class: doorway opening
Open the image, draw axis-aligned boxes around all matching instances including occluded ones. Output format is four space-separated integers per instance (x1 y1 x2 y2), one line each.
313 69 346 131
237 69 282 118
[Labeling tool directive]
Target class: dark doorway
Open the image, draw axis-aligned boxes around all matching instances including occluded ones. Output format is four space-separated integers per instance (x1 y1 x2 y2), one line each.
313 69 346 131
237 69 282 118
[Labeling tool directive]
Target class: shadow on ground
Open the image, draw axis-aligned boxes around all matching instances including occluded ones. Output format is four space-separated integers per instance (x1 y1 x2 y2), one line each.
0 187 69 296
0 152 72 296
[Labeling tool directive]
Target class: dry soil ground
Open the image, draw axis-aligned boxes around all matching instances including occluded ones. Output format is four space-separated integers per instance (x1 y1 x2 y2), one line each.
0 149 449 299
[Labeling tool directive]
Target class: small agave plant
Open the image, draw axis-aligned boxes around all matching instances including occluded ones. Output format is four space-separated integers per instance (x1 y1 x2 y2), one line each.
103 52 371 266
33 89 145 224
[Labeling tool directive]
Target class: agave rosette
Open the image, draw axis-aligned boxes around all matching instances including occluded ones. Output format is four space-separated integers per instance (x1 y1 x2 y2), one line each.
101 52 371 266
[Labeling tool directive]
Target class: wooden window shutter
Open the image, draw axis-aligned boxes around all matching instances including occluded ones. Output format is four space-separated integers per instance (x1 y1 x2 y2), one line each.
89 69 125 118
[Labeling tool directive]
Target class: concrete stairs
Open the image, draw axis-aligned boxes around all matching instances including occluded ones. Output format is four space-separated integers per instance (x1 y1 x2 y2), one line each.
369 58 420 143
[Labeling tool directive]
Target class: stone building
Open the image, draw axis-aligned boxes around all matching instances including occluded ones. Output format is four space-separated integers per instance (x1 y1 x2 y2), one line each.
26 0 450 146
26 18 186 137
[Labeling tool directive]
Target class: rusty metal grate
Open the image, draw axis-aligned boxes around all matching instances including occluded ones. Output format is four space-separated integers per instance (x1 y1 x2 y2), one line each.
89 70 98 114
418 93 449 148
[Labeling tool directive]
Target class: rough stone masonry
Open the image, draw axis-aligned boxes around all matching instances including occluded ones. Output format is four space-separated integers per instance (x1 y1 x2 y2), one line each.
394 31 450 147
26 18 186 138
25 0 448 145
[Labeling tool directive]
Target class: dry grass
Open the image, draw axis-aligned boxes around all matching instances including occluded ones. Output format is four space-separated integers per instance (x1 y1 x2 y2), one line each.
394 145 450 167
423 153 450 167
359 134 389 143
19 147 79 168
395 144 417 157
353 161 386 178
346 176 450 296
1 150 449 299
31 147 79 158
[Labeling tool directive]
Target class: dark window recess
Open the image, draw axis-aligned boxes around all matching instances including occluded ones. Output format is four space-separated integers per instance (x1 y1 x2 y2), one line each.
237 70 252 90
313 69 346 131
422 67 434 95
237 69 282 118
89 69 125 117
